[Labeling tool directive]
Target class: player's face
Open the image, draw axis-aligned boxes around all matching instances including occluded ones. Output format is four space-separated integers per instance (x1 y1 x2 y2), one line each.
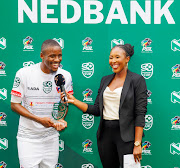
41 46 62 73
109 47 130 74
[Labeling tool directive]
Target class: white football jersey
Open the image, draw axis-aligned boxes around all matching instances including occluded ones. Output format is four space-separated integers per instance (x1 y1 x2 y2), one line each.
11 63 73 141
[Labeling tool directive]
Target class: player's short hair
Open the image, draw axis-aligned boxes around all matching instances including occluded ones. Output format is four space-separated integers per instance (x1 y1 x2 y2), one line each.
41 39 61 54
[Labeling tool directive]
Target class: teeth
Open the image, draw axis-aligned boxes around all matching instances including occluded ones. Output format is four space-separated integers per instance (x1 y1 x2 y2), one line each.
113 65 119 68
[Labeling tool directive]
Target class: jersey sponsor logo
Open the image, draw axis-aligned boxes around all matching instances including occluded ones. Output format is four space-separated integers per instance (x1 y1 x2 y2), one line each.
27 87 39 90
111 39 124 48
13 77 21 88
0 112 7 126
82 163 94 168
11 90 22 97
141 63 153 79
0 161 7 168
43 81 52 94
0 138 8 150
0 89 7 100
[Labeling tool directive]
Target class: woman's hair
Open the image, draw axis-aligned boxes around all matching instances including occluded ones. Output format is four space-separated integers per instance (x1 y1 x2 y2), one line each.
111 44 134 57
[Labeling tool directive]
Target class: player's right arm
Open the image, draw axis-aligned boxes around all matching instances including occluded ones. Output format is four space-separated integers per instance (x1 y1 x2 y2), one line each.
11 102 54 128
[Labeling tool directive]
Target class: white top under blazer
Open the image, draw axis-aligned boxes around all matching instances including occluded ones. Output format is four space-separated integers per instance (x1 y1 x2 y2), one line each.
103 86 123 120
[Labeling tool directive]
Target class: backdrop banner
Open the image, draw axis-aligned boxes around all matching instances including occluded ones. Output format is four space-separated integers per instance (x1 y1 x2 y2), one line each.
0 0 180 167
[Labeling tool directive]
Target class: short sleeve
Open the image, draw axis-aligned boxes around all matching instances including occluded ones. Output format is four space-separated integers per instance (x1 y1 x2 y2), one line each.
11 69 24 102
65 73 73 95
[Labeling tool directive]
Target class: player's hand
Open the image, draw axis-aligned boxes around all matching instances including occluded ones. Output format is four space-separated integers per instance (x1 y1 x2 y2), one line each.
38 117 54 128
133 146 142 163
53 119 67 131
60 91 76 104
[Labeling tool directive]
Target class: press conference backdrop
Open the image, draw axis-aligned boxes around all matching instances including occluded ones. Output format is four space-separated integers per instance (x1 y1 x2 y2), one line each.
0 0 180 167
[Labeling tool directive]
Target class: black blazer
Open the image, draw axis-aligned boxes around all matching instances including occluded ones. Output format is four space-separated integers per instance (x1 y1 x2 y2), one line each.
86 69 147 142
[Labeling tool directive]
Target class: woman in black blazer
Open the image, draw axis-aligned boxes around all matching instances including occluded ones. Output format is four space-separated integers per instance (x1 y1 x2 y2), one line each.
62 44 147 168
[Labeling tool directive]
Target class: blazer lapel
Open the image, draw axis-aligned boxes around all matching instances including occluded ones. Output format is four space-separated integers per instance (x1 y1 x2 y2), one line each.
99 73 115 115
120 70 132 110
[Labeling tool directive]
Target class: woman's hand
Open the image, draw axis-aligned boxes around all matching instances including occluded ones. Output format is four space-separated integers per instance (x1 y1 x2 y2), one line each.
60 91 76 104
53 119 67 131
133 146 142 163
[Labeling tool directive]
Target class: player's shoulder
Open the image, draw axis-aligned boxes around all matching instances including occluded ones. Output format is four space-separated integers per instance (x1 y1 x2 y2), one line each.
56 68 72 78
17 63 39 75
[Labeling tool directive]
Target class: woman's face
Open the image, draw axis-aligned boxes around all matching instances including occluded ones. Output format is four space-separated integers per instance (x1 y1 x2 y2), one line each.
109 47 130 74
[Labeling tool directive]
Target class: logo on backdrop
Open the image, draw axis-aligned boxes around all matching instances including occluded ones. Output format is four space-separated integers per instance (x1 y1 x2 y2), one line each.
0 112 7 126
171 91 180 103
0 37 6 50
141 166 152 168
141 38 152 53
43 81 52 94
82 62 94 78
170 143 180 155
171 39 180 51
0 62 6 76
82 139 93 154
82 114 94 129
82 37 93 52
23 61 35 67
142 141 151 155
0 88 7 100
23 36 34 51
171 116 180 130
55 163 63 168
0 161 7 168
53 38 64 49
13 77 21 88
144 115 153 131
82 163 94 168
141 63 153 79
147 90 152 104
172 64 180 79
0 138 8 150
59 140 64 152
82 88 93 103
111 39 124 48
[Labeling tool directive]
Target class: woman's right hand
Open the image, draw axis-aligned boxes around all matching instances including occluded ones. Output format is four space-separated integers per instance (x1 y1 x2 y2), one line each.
60 91 76 104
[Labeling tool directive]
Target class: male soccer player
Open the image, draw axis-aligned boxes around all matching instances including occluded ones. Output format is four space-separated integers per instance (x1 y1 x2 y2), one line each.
11 39 73 168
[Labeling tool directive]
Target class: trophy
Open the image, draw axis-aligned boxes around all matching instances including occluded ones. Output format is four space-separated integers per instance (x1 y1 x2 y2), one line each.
52 74 68 123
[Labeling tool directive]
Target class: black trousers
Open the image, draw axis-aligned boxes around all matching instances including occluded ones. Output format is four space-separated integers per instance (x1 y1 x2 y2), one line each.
97 120 134 168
